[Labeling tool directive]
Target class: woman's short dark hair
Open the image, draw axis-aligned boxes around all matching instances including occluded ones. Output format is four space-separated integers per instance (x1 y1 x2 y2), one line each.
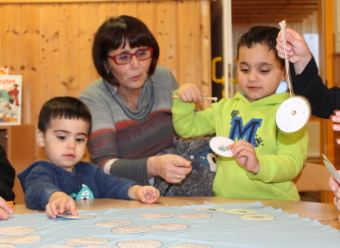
93 15 160 85
236 26 285 69
38 97 92 134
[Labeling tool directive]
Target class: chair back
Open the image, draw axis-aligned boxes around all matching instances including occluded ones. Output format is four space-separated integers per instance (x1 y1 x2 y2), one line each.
293 163 331 192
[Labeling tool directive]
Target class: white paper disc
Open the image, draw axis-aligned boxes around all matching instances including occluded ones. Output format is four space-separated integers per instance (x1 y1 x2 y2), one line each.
209 136 234 157
276 96 310 133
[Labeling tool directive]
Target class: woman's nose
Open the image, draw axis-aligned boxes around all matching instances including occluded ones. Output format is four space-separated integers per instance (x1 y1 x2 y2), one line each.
130 55 140 68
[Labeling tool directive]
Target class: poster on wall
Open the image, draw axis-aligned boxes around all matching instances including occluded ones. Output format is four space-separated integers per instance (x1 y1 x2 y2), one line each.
0 75 22 125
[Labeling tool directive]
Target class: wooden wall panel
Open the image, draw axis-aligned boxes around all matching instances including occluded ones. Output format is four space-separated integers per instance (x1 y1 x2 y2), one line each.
0 1 212 161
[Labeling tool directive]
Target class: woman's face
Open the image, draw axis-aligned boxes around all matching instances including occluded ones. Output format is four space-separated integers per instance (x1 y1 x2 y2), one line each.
105 43 152 93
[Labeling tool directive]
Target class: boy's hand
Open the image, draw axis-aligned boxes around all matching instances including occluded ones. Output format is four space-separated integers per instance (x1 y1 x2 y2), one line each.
229 140 260 174
177 83 207 105
331 110 340 145
329 175 340 212
128 185 160 204
45 191 78 219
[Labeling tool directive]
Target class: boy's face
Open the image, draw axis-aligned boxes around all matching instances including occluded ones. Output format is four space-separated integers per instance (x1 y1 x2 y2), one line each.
237 43 286 103
37 118 89 172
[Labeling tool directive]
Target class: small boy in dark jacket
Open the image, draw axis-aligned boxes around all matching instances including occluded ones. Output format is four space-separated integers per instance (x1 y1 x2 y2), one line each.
18 97 159 218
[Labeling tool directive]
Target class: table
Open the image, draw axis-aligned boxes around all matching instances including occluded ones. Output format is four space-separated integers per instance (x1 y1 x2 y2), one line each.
13 197 340 229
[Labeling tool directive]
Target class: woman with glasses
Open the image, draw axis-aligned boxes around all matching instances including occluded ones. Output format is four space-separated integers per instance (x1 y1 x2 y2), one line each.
79 16 194 195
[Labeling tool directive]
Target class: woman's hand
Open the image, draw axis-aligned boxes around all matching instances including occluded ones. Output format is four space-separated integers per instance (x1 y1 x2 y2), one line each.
147 154 192 184
229 140 260 174
276 28 312 74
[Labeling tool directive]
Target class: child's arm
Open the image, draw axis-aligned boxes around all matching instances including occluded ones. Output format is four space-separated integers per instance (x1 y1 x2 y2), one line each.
276 28 312 74
45 191 77 219
228 140 260 174
127 185 160 204
0 197 13 220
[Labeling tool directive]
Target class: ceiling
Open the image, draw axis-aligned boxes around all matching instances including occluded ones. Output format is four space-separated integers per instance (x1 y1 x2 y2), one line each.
232 0 318 25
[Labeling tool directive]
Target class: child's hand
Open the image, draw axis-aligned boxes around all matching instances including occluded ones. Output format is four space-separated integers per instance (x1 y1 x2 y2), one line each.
45 192 78 219
0 197 13 220
331 110 340 145
177 83 207 105
229 140 260 174
128 185 160 204
329 174 340 212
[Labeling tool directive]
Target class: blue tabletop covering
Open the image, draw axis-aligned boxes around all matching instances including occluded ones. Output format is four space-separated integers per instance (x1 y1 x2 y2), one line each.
0 201 339 247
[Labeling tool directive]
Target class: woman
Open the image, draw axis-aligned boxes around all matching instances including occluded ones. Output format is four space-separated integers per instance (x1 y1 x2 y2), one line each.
276 28 340 210
79 16 214 196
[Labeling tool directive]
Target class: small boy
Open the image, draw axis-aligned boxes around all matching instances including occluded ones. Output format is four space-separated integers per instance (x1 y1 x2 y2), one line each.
18 97 159 218
172 26 309 200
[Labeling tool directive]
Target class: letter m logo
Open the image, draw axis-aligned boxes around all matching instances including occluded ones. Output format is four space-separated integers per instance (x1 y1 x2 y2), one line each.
229 117 262 146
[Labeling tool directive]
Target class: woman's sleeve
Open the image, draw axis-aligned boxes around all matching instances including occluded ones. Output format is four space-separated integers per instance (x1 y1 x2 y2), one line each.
292 57 340 118
109 158 150 185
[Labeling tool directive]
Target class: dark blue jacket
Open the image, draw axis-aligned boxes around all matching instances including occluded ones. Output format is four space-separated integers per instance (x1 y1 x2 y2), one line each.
17 161 136 210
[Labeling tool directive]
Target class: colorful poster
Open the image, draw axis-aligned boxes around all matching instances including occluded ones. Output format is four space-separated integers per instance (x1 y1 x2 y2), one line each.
0 75 22 125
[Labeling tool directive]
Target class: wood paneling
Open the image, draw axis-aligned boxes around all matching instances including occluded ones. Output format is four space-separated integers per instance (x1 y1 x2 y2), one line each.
232 0 318 25
0 1 211 160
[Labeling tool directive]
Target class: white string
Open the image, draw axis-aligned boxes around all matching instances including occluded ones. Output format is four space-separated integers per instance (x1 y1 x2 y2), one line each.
279 20 293 98
214 99 223 136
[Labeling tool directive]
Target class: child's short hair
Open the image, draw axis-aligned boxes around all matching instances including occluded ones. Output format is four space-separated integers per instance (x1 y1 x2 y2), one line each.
38 96 92 134
236 26 284 68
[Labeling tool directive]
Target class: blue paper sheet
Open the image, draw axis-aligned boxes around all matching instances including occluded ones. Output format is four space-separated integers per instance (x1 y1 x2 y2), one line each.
0 202 339 247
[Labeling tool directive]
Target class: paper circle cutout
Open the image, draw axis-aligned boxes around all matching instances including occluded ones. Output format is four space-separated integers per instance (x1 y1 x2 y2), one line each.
95 220 132 227
0 244 15 248
150 224 189 231
0 235 42 244
117 239 162 248
239 214 275 221
195 208 225 213
177 213 212 219
167 244 213 248
140 213 174 219
65 237 109 246
225 209 258 215
276 96 310 133
0 226 35 235
209 136 234 157
57 213 95 219
111 226 151 234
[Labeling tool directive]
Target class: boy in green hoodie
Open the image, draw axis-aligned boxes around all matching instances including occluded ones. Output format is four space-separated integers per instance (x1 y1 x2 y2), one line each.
172 26 308 200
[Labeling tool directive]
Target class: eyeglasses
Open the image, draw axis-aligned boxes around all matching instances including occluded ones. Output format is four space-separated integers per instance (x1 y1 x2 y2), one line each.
107 47 153 65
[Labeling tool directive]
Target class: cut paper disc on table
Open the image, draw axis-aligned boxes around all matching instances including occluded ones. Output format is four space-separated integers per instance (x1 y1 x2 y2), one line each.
57 213 96 219
177 213 212 219
195 207 226 213
150 224 189 231
140 213 174 219
168 245 213 248
116 239 162 248
239 214 276 221
225 209 258 215
209 136 234 157
322 154 340 183
275 96 310 133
